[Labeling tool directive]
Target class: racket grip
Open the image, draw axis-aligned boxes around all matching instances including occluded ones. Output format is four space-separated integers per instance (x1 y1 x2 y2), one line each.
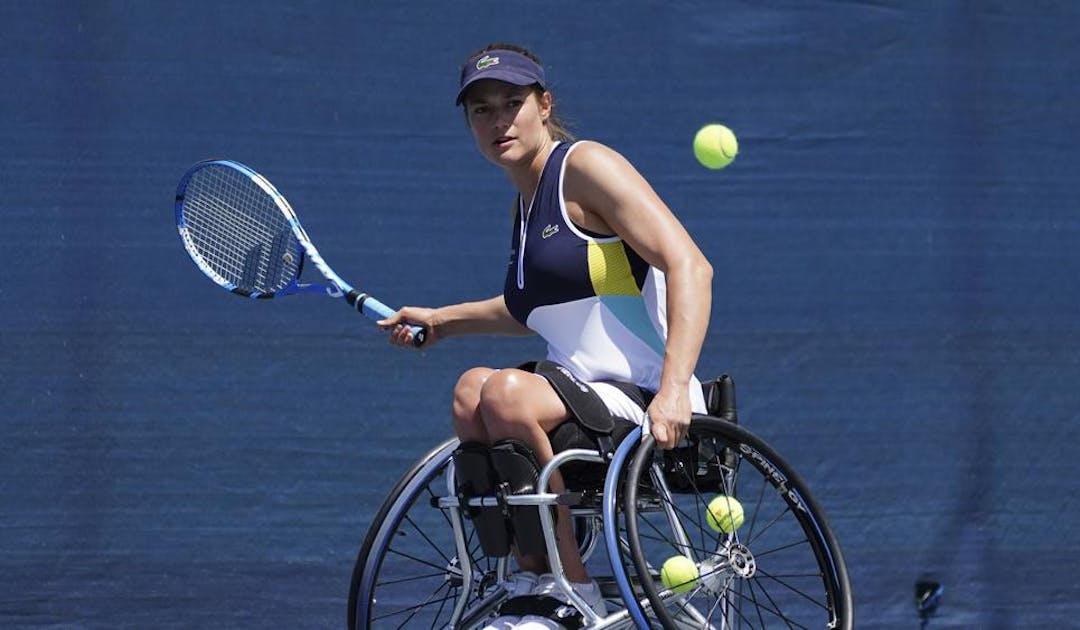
345 290 427 347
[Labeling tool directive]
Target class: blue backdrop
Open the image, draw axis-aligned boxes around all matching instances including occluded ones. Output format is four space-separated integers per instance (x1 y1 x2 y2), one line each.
3 1 1079 627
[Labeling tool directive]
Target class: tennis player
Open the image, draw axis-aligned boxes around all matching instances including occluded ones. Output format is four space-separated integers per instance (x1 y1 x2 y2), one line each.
380 43 713 629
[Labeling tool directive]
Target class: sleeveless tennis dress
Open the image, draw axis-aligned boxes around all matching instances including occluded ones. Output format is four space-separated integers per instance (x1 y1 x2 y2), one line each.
503 142 707 423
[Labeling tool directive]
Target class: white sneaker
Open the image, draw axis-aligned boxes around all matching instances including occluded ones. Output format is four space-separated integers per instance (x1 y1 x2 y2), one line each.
482 617 521 630
505 571 540 597
510 616 563 630
483 572 540 630
512 574 607 628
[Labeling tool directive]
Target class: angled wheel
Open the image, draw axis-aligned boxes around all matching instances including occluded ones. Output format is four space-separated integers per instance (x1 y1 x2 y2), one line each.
348 438 504 630
620 415 853 629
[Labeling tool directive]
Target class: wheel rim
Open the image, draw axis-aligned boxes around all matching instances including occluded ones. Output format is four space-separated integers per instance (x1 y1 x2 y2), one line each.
350 440 502 629
622 417 852 629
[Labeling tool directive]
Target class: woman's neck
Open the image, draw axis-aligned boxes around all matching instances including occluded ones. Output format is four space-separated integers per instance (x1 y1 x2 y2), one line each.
507 136 557 207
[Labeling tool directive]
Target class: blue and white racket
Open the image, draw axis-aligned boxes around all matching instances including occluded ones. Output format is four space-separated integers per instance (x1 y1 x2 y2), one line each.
175 159 426 346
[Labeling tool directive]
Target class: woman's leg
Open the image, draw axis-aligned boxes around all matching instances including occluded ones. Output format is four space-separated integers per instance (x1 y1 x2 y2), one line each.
453 367 549 577
476 369 590 584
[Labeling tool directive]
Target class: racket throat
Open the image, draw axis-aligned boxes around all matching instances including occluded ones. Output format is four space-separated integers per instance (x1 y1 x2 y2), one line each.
325 282 345 298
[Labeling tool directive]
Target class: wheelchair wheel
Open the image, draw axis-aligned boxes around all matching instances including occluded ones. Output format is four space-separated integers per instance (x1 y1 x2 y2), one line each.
348 437 503 630
622 415 853 629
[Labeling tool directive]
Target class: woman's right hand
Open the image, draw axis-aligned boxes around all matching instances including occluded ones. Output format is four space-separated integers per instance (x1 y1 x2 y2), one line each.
378 307 440 348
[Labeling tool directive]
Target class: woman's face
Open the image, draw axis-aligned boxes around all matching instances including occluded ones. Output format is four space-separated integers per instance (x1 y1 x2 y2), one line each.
463 79 552 168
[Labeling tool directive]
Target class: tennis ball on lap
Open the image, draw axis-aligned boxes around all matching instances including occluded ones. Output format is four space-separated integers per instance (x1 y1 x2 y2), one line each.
660 555 699 594
706 495 745 533
693 124 738 169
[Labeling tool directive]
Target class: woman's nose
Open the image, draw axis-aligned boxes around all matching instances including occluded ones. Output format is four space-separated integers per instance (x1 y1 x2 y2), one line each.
493 107 515 130
492 115 510 132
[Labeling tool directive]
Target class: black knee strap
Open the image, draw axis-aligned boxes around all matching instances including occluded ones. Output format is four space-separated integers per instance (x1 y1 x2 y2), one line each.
525 361 615 434
521 360 650 456
452 442 511 557
489 439 547 557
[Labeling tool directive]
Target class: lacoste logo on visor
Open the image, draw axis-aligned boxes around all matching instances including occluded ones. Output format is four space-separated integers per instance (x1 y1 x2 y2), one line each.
476 55 500 70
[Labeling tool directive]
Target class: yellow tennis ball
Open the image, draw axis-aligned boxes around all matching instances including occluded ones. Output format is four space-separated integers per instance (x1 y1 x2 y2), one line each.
660 555 699 594
693 124 738 169
706 495 745 533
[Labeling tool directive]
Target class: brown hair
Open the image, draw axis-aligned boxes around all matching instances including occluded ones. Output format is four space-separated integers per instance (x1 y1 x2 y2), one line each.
461 43 575 142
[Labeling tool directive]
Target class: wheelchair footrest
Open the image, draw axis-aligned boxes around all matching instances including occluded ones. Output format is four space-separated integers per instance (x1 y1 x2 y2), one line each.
498 595 586 629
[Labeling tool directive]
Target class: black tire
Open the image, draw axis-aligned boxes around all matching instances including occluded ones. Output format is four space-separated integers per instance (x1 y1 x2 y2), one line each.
622 415 853 629
348 438 503 630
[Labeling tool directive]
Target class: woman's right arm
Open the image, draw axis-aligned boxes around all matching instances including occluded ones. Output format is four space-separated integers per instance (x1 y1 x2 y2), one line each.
378 295 532 347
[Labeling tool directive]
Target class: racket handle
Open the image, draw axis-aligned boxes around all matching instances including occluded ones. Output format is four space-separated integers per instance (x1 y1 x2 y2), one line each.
345 290 427 347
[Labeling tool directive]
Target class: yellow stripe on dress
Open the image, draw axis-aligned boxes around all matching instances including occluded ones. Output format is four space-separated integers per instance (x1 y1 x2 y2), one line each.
587 241 640 296
586 240 666 355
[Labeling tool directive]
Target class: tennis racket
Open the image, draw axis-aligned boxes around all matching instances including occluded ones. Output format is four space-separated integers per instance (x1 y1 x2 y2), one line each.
175 159 426 346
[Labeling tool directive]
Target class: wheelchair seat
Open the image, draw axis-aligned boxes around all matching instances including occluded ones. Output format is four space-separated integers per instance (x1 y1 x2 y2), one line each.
546 374 738 493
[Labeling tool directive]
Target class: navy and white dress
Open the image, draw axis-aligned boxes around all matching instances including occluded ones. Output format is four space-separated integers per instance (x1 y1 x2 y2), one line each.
503 141 707 423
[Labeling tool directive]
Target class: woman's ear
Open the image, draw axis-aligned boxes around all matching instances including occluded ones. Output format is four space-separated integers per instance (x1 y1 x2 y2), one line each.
539 90 553 121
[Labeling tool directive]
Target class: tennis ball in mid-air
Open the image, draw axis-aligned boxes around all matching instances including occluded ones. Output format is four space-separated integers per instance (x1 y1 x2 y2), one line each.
660 555 700 594
693 124 738 169
706 495 745 533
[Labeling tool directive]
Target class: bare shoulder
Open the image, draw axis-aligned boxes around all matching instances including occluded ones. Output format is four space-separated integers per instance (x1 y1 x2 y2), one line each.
565 140 636 177
563 140 698 269
564 140 651 206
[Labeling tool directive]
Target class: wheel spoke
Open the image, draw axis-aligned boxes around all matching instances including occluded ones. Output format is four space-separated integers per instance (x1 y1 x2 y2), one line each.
619 416 850 630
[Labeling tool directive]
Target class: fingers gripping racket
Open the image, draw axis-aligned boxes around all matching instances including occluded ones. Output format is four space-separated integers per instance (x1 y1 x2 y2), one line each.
175 159 426 346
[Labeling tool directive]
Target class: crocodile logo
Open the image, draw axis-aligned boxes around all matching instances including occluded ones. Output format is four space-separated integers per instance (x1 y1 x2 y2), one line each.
476 55 500 71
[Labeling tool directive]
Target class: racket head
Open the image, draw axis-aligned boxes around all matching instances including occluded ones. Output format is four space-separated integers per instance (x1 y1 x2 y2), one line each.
175 160 304 298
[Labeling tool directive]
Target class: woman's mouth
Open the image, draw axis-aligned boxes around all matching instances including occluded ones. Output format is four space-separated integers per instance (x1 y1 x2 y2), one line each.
494 135 514 147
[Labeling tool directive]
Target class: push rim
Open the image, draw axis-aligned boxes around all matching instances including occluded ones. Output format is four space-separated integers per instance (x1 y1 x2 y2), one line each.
622 416 852 629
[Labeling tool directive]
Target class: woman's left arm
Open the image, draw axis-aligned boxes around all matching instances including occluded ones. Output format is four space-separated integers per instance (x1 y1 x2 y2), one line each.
564 142 713 450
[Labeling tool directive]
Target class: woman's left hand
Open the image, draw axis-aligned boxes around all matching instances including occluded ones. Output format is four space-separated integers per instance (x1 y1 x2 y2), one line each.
647 388 691 450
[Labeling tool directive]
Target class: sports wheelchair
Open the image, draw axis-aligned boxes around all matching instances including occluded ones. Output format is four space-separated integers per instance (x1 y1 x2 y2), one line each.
348 376 853 629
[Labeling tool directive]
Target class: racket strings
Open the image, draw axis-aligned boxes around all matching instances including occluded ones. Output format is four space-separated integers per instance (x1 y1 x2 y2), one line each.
180 165 301 294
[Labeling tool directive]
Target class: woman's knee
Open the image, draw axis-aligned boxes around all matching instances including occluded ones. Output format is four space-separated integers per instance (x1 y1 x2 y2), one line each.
477 369 567 435
476 369 532 425
452 367 495 427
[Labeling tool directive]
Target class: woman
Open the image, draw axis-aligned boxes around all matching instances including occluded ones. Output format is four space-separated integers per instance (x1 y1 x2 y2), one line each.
379 44 713 628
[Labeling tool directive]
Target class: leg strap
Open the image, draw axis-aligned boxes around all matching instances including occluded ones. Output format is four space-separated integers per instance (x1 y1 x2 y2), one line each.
521 360 651 456
489 439 547 557
452 442 511 557
524 360 615 434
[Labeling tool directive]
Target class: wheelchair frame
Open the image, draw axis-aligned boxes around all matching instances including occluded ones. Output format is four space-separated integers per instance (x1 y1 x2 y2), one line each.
349 379 853 630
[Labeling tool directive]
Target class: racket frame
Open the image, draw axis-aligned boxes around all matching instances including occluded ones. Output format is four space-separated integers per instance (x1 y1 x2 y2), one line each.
175 159 425 345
